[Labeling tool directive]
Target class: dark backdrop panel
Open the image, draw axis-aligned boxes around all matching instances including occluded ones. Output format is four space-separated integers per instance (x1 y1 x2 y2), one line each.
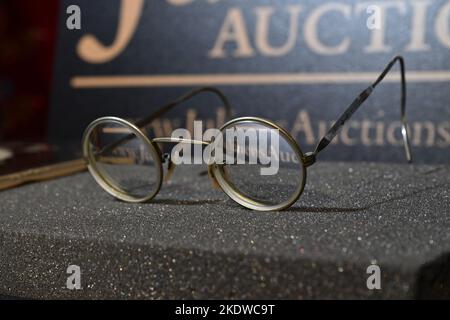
50 0 450 163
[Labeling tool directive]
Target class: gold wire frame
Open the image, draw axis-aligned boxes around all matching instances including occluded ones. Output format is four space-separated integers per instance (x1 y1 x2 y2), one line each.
82 116 163 203
82 115 307 211
211 117 307 211
82 56 413 211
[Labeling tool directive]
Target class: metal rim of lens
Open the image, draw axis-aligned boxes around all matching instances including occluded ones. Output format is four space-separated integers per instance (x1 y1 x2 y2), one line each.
82 116 163 203
211 117 307 212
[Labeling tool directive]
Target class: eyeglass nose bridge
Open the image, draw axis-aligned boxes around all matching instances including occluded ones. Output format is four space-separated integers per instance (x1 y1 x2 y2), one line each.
152 137 220 187
160 152 176 183
207 164 222 190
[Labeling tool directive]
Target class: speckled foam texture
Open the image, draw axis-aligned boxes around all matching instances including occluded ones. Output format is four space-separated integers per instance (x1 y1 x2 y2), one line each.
0 161 449 299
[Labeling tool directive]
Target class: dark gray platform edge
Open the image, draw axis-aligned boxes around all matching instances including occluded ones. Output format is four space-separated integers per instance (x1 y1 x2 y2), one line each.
0 162 449 299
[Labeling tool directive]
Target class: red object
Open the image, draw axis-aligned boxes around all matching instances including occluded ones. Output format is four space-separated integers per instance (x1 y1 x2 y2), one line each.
0 0 59 141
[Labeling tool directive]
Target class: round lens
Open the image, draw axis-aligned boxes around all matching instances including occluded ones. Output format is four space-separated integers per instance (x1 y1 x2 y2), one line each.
213 119 305 211
83 118 162 202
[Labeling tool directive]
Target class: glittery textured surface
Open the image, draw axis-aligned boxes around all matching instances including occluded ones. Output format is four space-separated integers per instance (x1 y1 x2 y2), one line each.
0 162 449 299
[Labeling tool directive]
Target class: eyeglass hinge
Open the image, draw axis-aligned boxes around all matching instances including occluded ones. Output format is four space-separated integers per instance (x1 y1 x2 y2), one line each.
302 152 317 167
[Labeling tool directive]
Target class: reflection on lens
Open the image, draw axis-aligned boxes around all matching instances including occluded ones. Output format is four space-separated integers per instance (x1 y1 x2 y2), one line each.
86 119 160 200
218 120 305 209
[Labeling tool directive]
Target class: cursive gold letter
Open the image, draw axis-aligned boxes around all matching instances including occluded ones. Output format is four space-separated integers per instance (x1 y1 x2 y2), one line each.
77 0 144 64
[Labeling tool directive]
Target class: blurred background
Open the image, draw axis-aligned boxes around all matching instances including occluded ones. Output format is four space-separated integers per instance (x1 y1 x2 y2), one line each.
1 0 449 169
0 0 58 141
0 1 59 173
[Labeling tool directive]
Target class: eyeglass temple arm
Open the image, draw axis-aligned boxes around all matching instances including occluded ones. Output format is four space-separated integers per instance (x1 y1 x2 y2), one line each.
95 87 233 156
135 86 233 128
304 55 412 166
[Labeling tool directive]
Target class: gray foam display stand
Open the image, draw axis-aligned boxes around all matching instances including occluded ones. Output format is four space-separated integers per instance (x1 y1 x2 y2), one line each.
0 162 449 299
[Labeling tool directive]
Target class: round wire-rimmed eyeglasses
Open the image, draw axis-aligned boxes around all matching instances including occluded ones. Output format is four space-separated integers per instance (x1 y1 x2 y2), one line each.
82 56 412 211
